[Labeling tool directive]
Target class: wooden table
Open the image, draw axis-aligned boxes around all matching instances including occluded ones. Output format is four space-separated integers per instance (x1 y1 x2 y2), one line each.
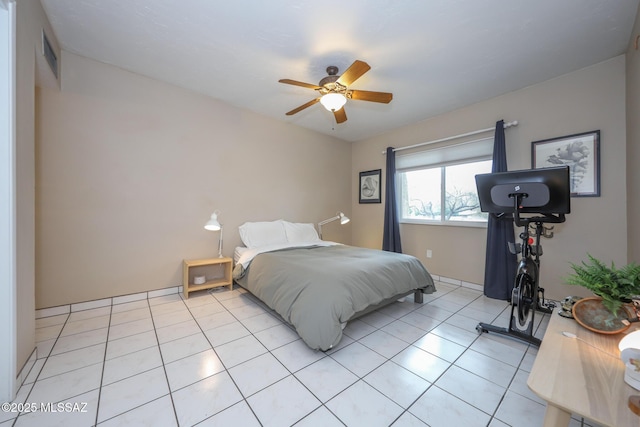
528 307 640 427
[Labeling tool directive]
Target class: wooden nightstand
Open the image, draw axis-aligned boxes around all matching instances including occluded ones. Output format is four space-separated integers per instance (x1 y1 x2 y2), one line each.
183 257 233 298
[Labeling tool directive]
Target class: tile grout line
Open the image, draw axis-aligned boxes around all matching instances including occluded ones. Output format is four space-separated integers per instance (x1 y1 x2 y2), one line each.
93 296 188 425
11 313 73 427
296 284 485 425
389 290 543 426
187 288 363 425
385 291 492 425
147 297 181 427
91 303 114 427
91 298 177 425
182 289 269 425
486 307 553 425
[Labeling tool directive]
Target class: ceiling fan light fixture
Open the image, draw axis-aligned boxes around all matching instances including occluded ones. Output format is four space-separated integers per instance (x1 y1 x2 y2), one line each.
320 93 347 112
279 60 391 123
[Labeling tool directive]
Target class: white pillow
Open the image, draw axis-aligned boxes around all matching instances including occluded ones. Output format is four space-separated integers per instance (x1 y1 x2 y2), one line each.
283 221 320 243
238 220 288 249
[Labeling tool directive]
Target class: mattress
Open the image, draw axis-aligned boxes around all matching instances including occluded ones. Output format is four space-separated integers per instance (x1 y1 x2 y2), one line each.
233 246 249 264
233 244 435 351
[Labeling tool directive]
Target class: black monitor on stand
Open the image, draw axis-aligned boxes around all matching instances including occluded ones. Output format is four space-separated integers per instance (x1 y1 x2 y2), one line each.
476 165 570 221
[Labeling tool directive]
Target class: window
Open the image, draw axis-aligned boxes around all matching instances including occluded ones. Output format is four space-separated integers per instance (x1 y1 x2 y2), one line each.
396 137 493 225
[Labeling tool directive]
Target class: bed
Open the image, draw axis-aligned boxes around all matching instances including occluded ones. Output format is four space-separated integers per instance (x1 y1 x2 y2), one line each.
232 220 436 351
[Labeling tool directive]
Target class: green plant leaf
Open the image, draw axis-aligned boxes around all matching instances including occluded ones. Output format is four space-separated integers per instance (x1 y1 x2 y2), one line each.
565 254 640 315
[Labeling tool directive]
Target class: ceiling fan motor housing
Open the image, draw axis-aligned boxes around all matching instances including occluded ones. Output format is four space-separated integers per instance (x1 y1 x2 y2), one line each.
319 66 341 91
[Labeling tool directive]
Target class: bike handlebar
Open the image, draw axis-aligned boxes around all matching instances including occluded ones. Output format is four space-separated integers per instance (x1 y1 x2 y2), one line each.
491 193 566 227
511 193 566 227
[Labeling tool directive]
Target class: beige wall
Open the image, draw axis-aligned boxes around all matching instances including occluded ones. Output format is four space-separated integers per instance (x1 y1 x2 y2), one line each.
35 51 351 309
627 8 640 264
16 0 59 376
352 56 628 300
30 6 640 314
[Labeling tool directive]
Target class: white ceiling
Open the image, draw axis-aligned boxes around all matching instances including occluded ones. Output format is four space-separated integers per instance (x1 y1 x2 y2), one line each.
40 0 639 142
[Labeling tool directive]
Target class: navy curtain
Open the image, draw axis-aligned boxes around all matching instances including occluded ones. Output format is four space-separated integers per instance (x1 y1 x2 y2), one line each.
483 120 517 300
382 147 402 253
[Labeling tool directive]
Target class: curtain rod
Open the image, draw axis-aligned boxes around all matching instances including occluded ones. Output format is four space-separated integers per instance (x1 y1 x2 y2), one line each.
382 120 518 154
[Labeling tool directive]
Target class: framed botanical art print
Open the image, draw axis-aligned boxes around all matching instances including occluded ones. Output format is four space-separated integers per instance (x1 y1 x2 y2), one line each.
532 130 600 197
359 169 381 204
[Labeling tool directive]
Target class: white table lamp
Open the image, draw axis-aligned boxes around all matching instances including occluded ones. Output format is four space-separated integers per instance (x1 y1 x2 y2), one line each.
318 212 350 239
204 210 224 258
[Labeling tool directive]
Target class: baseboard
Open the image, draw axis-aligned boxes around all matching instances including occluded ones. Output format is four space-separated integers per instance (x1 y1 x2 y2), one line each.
35 284 183 319
432 273 483 292
35 274 484 320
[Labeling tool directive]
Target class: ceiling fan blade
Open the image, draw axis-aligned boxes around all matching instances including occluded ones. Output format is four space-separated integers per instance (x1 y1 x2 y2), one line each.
348 89 393 104
336 60 371 86
333 107 347 124
285 98 320 115
278 79 321 90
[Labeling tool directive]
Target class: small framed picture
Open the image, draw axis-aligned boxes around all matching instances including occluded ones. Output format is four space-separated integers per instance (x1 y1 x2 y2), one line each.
532 130 600 197
359 169 381 204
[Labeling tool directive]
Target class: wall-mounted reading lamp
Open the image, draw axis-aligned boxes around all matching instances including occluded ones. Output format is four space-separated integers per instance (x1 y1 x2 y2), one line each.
318 212 350 239
204 210 224 258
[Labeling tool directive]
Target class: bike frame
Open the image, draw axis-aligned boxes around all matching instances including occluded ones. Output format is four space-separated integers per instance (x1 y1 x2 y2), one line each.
511 219 542 336
516 226 538 287
476 192 564 346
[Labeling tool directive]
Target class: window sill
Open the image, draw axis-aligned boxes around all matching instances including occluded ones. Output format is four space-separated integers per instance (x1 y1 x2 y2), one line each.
400 219 488 229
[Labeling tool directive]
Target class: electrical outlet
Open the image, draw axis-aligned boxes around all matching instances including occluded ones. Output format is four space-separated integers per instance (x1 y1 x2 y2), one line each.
426 249 432 258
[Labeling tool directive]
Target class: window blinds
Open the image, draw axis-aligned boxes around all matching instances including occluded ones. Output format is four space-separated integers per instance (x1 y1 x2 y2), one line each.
395 137 493 172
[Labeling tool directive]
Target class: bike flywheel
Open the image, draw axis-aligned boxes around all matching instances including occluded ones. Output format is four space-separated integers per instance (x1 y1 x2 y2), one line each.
514 274 534 330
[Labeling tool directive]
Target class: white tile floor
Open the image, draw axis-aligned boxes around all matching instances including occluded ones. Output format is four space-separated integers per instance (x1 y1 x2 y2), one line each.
2 281 603 427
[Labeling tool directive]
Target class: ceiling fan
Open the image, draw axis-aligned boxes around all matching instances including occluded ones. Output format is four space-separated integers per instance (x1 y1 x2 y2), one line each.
278 60 393 124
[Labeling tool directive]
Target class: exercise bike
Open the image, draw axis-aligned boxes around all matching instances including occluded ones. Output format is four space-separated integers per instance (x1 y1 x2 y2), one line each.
474 166 570 346
476 192 564 346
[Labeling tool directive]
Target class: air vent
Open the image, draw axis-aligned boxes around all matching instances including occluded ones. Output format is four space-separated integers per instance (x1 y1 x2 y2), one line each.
41 30 58 79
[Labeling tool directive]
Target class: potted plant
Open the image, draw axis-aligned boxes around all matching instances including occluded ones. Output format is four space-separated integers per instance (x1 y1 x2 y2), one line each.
566 254 640 315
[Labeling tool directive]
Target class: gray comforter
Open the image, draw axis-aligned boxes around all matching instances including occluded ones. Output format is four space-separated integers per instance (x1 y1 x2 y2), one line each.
233 245 435 351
